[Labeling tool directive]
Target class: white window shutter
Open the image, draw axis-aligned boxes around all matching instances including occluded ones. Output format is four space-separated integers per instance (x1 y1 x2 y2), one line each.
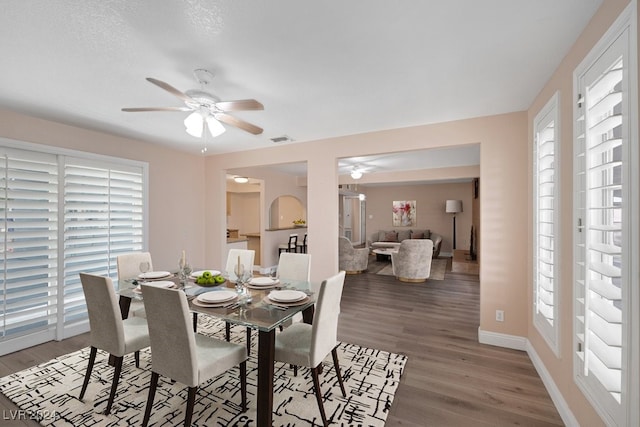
533 92 560 354
0 148 59 341
573 4 638 425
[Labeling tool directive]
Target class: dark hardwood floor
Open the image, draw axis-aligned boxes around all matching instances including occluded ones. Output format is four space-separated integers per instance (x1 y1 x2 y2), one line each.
0 256 563 426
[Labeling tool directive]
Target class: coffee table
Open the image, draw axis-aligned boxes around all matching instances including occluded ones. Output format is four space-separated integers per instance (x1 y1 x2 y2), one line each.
372 247 399 261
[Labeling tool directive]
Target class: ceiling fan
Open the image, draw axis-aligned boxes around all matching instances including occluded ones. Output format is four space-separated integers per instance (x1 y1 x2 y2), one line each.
122 69 264 138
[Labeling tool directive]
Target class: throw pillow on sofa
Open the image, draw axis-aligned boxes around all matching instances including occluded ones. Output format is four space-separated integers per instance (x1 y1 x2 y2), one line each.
397 229 411 241
411 229 431 239
383 231 398 242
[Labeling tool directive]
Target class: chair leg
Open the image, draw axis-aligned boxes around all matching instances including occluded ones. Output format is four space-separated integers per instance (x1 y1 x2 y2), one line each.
293 365 298 376
245 327 252 356
225 321 231 341
105 355 123 415
79 346 97 400
332 347 346 397
193 313 198 332
142 372 159 427
310 366 328 426
134 350 140 368
240 361 247 412
184 386 197 427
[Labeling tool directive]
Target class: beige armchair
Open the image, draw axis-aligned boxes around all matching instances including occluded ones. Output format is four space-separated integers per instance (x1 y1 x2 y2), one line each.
391 239 434 282
339 236 369 274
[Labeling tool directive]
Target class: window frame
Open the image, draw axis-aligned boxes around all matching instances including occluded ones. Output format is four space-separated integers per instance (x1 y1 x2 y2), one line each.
0 137 148 355
572 2 639 425
533 91 560 356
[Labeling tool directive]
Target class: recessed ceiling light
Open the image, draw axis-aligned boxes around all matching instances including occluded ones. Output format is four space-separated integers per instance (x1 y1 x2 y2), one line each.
234 176 249 183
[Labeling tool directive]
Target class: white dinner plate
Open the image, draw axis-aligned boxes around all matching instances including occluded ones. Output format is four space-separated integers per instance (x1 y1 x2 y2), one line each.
134 281 176 293
138 271 171 280
249 277 279 286
268 289 306 303
197 290 238 304
190 270 221 278
142 280 175 288
192 298 237 308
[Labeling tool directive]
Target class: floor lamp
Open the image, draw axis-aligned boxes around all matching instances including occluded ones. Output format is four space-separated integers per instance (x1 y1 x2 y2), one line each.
445 200 463 250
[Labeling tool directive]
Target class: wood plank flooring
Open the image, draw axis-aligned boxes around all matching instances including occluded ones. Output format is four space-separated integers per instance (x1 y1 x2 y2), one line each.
0 257 564 426
341 257 563 426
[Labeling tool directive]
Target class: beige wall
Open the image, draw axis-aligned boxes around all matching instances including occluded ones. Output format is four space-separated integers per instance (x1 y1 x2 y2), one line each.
227 192 260 234
526 0 632 424
205 112 529 341
1 2 631 422
363 181 474 254
220 165 307 270
0 108 206 271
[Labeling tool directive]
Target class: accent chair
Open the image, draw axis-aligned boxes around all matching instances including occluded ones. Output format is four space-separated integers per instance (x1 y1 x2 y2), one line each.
391 239 434 282
338 236 369 274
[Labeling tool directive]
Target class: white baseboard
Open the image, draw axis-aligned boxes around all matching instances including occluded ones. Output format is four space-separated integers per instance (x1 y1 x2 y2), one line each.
477 327 527 350
526 342 579 427
477 327 578 426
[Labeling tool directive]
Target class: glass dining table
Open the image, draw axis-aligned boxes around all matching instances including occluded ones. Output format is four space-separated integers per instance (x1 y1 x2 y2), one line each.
118 275 316 426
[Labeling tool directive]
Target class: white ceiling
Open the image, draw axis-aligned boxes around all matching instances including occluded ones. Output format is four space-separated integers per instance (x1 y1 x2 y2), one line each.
0 0 602 173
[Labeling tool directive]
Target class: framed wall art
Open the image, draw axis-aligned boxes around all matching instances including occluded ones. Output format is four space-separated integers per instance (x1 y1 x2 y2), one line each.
392 200 416 226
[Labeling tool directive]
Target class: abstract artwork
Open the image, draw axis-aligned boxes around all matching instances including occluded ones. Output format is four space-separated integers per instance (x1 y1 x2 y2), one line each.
392 200 416 226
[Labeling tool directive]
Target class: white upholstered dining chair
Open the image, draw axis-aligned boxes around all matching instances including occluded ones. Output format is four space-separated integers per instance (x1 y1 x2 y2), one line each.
274 271 347 426
116 252 154 282
225 248 255 281
277 252 311 282
79 273 150 415
140 284 248 427
116 252 154 318
277 252 312 328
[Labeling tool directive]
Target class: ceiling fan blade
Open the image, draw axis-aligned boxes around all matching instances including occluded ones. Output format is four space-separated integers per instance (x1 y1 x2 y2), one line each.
215 99 264 111
146 77 193 103
121 107 191 112
215 113 263 135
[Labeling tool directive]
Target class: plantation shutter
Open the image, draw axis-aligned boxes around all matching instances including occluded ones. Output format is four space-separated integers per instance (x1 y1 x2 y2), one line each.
0 148 59 341
63 158 144 327
533 93 559 352
573 14 635 424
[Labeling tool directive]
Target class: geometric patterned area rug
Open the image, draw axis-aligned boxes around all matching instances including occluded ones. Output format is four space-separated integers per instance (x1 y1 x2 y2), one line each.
376 257 447 280
0 316 407 426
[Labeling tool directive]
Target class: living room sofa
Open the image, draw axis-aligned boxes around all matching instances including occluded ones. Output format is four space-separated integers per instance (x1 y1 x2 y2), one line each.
369 229 442 257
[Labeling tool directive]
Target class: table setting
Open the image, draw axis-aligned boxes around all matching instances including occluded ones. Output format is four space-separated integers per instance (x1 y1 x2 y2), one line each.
262 289 311 308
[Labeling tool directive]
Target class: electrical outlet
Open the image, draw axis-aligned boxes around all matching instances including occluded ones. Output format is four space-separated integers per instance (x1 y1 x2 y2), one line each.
496 310 504 322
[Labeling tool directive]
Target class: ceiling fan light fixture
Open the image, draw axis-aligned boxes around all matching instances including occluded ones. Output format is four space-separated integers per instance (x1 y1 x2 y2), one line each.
184 112 204 137
205 115 226 137
350 168 363 180
234 176 249 183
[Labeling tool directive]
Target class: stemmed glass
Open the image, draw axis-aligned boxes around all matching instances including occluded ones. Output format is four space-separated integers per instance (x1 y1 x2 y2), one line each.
234 264 252 306
139 261 150 276
179 263 192 289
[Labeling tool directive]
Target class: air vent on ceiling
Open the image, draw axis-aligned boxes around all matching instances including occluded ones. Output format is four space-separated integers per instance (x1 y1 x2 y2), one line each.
270 135 293 143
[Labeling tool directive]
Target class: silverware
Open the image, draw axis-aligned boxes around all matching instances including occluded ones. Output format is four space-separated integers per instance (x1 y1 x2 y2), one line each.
267 304 288 311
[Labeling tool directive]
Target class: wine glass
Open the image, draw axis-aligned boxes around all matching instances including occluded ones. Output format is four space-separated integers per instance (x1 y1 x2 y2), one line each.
269 267 278 280
139 261 150 276
233 263 245 285
179 263 192 288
